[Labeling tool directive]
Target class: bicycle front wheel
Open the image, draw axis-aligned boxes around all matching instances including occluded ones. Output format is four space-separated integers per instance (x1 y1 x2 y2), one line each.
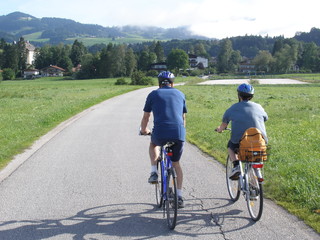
155 159 163 208
165 168 178 230
246 165 263 221
226 155 240 201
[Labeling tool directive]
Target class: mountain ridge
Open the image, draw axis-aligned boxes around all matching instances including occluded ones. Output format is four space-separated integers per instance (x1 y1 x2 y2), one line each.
0 11 210 45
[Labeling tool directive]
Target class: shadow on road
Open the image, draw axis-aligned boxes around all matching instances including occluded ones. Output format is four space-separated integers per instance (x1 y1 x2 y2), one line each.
0 199 257 239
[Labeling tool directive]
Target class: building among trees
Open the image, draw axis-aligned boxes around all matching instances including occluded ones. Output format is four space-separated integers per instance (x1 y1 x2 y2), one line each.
41 65 65 77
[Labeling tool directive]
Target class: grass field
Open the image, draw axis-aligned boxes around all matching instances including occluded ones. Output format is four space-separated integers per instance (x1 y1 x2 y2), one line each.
176 82 320 232
0 77 142 169
0 75 319 232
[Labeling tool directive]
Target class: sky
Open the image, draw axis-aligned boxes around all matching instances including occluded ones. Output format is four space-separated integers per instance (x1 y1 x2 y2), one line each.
1 0 319 39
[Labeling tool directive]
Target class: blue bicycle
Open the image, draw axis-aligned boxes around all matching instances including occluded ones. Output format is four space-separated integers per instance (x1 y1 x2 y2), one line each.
155 141 178 230
140 130 178 229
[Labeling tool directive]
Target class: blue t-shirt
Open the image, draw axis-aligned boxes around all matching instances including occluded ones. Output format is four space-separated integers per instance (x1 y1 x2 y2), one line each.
222 101 268 144
143 86 187 142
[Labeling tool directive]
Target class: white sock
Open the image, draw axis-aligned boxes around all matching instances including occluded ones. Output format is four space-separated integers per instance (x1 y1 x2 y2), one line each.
177 189 182 198
151 165 157 173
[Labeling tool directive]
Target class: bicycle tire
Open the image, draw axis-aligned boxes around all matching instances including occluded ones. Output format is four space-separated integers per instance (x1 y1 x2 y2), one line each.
226 155 240 201
165 168 178 230
246 165 263 221
155 159 163 208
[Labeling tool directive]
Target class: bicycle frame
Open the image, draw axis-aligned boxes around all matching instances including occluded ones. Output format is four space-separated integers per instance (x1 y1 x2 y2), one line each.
160 143 174 201
157 142 178 229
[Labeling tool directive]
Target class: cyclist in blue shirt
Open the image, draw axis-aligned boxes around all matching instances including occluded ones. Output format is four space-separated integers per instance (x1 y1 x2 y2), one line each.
216 83 268 180
140 71 187 208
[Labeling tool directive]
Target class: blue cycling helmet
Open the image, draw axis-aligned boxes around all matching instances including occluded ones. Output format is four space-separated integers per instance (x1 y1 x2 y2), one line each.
237 83 254 98
158 71 175 85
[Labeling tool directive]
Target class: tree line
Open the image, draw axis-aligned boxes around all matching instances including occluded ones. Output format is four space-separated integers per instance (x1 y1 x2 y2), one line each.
1 35 320 81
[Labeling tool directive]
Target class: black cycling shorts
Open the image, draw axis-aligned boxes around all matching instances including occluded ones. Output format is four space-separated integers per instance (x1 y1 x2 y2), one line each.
227 140 239 154
151 138 184 162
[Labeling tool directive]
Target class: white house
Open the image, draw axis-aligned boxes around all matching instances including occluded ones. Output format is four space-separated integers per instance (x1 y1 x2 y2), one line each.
23 69 40 79
188 54 208 69
25 41 36 66
41 65 65 77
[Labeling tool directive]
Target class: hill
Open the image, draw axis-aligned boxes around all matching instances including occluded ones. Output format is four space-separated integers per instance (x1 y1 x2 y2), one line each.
0 12 210 46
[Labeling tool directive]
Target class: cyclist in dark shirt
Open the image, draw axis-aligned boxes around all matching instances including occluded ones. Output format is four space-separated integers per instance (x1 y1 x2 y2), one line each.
140 71 187 208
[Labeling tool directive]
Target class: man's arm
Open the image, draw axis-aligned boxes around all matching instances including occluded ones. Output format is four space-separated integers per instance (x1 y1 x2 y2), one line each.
183 113 186 128
215 122 228 133
140 111 151 134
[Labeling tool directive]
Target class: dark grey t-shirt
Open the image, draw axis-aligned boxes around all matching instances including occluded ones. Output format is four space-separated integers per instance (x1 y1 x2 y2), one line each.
222 101 268 144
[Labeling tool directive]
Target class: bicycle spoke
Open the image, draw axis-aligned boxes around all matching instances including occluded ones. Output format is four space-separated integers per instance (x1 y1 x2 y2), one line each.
155 160 163 207
165 170 177 230
246 165 263 221
226 156 240 201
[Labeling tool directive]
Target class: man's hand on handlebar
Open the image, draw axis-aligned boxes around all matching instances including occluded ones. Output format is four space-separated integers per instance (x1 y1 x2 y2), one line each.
139 128 151 135
215 127 224 133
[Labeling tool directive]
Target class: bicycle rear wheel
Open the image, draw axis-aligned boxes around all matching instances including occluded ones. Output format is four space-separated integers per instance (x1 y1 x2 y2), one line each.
246 165 263 221
226 155 240 201
155 159 163 208
165 168 178 230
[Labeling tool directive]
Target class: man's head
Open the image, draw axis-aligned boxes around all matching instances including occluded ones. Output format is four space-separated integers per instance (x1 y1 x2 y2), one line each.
237 83 254 101
158 71 175 87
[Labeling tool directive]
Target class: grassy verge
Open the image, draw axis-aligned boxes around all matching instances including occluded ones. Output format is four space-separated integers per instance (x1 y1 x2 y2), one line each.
176 83 320 232
0 77 142 169
1 75 319 232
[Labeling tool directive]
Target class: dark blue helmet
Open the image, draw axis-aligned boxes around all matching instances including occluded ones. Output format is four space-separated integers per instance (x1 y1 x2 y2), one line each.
237 83 254 97
158 71 175 85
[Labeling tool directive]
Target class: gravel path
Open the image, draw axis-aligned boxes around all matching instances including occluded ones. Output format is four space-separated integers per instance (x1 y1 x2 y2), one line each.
199 78 308 85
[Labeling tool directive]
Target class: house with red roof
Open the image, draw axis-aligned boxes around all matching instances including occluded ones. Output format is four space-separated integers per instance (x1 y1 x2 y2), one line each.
41 65 65 77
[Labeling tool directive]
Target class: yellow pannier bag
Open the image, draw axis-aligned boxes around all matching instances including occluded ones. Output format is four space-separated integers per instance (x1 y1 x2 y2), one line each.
239 128 268 162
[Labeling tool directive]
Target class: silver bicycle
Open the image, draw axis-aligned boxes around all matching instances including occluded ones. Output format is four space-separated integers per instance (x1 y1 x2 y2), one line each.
226 155 264 221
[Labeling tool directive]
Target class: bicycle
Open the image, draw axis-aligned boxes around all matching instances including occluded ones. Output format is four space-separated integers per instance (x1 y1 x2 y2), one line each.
155 141 178 229
140 131 178 230
222 128 267 221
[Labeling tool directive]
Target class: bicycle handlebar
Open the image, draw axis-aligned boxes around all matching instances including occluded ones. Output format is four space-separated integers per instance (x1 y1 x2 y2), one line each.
215 127 231 132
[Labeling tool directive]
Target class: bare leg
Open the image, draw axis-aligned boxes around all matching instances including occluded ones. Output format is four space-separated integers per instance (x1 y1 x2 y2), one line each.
172 161 183 190
228 147 238 162
149 142 159 166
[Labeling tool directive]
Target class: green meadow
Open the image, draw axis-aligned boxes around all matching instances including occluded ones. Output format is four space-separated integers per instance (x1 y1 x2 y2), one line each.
0 77 142 169
176 82 320 232
0 76 319 232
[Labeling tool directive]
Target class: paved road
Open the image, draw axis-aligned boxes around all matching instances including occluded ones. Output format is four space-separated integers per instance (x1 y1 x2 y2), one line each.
0 87 318 240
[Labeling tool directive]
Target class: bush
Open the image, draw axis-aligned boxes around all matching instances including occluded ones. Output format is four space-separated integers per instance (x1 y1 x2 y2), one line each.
139 76 154 85
146 70 158 77
130 71 154 85
115 78 127 85
2 68 15 80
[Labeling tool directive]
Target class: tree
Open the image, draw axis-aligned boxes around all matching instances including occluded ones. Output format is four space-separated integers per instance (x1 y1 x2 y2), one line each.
2 43 19 73
97 44 113 78
166 49 189 73
34 45 53 69
253 50 274 72
154 41 164 62
112 44 127 77
137 50 150 71
298 42 320 72
125 48 137 76
194 43 208 57
2 68 15 80
70 40 87 67
17 37 27 74
272 41 299 73
217 39 234 73
77 53 98 79
230 50 242 72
